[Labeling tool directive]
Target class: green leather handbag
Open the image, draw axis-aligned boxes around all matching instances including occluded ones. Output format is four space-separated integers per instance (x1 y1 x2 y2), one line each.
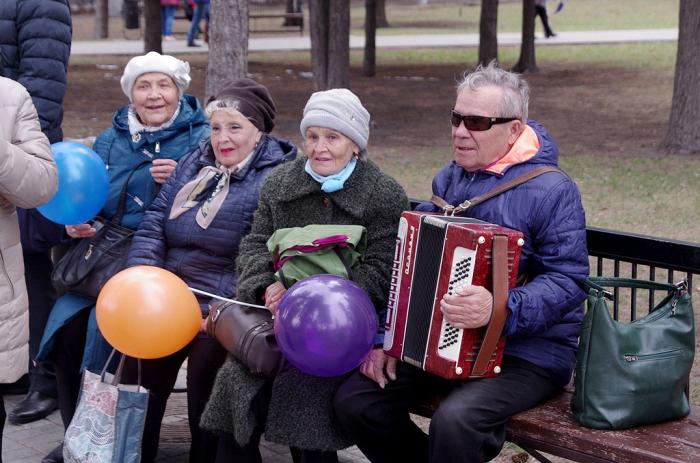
571 277 694 430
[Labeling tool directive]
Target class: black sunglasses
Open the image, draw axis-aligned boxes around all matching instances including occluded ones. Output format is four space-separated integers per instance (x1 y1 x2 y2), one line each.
450 110 518 131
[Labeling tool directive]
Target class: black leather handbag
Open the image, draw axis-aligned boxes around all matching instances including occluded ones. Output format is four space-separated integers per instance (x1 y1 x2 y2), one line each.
206 300 283 377
51 162 147 299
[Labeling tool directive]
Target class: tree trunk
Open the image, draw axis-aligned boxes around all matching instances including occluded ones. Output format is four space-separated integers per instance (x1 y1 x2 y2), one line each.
143 0 162 53
363 0 377 77
478 0 498 65
206 0 249 99
309 0 329 90
661 0 700 154
513 0 537 73
94 0 109 38
309 0 350 90
328 0 350 88
283 0 304 27
376 0 389 28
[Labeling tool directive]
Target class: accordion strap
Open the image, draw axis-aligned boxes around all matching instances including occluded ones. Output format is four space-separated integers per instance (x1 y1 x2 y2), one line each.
471 234 509 377
431 166 560 215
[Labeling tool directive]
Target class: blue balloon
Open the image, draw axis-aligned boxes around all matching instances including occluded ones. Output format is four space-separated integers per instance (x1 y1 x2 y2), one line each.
275 274 378 377
38 142 109 225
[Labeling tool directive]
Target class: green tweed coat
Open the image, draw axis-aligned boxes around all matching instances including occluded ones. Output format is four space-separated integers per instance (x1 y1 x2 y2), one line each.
201 156 409 451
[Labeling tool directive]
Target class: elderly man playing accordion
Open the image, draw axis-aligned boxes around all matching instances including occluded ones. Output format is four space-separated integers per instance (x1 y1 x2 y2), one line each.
334 62 589 463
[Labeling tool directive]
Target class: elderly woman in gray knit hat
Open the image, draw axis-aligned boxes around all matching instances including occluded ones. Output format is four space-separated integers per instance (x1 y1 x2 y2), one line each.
201 88 409 463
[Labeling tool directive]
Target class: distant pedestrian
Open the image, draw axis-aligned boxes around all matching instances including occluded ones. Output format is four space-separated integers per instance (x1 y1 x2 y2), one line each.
535 0 556 38
0 0 71 433
187 0 210 47
0 76 58 463
162 0 180 41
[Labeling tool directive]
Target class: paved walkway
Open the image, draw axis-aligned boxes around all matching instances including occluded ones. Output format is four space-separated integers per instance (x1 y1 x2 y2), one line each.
2 379 370 463
3 360 376 462
71 28 678 56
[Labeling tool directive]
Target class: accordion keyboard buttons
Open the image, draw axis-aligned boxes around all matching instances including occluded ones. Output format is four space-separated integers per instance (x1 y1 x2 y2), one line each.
438 246 478 361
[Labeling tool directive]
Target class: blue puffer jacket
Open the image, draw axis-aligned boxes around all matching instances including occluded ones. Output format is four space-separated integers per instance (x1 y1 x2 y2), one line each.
92 94 209 230
416 120 589 387
1 0 71 253
127 134 297 314
0 0 71 144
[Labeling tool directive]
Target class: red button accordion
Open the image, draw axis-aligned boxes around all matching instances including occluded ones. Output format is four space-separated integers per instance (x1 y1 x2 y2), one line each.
383 211 524 379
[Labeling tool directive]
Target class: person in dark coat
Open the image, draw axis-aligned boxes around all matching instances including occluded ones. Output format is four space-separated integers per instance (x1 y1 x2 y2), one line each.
35 52 210 463
123 78 296 463
535 0 557 38
333 62 589 463
0 0 71 426
201 88 409 463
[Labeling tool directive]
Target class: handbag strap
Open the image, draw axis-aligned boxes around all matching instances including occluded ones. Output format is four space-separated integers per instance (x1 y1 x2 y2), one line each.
586 277 685 294
100 349 142 387
431 166 561 215
110 160 152 224
471 234 509 376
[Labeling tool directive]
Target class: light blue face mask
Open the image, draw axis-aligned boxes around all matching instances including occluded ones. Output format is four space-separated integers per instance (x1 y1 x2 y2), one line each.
304 157 357 193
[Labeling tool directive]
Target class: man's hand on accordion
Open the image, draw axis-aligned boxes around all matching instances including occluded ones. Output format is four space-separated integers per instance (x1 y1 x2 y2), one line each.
440 285 493 329
360 348 398 389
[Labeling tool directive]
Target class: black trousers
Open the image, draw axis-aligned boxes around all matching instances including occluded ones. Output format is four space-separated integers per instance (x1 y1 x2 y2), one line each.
0 392 5 462
216 431 338 463
52 308 90 428
334 356 561 463
535 5 555 37
23 252 58 397
122 334 227 463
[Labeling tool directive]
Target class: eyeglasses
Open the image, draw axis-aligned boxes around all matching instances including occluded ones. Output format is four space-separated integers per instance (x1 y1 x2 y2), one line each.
450 110 518 131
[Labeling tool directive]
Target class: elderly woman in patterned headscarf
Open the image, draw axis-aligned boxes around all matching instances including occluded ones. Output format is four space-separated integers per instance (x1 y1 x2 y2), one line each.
36 51 209 463
124 78 296 463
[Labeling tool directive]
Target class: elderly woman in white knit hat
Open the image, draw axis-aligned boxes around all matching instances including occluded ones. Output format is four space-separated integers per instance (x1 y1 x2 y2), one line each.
200 88 409 463
35 51 209 463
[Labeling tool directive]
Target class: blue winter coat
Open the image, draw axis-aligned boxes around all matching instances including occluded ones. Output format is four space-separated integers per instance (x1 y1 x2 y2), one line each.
0 0 71 253
37 95 210 372
127 134 297 314
93 94 209 230
0 0 71 144
416 121 589 387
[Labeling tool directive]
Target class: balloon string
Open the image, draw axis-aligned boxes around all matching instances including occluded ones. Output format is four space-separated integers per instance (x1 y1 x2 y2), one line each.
188 287 268 310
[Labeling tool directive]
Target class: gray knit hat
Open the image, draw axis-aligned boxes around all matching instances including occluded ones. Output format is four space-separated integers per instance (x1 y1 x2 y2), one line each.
299 88 370 151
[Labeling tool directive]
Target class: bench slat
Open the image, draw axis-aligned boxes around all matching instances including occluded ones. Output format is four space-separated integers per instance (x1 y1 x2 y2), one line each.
507 392 700 463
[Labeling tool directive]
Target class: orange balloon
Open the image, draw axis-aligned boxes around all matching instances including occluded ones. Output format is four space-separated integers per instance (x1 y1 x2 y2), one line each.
96 266 201 359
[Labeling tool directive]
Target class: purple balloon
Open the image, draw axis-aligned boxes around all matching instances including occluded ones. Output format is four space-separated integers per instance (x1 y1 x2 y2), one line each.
275 274 378 377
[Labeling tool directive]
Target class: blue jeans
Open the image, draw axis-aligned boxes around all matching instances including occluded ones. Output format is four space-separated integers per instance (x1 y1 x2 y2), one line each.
162 5 177 36
187 4 209 44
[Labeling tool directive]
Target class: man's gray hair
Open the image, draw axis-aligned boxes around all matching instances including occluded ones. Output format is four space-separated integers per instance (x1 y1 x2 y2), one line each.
456 61 529 122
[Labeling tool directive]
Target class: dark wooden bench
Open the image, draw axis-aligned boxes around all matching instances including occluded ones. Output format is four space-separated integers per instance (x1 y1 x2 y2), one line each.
407 202 700 462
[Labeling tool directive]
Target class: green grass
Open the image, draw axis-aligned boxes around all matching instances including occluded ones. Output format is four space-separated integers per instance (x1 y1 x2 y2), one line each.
559 155 700 242
348 0 680 36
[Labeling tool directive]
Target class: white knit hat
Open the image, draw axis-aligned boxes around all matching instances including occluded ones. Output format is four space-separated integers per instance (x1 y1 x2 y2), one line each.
120 52 191 101
300 88 370 151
